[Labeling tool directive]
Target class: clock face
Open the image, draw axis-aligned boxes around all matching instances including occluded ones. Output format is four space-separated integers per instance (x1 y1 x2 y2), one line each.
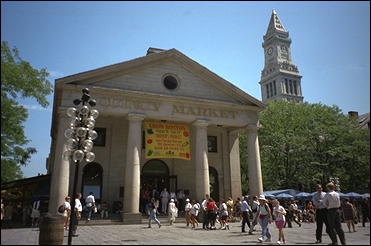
267 47 273 55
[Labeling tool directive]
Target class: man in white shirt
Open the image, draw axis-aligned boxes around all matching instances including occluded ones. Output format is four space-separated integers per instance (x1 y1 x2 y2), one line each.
249 196 259 233
31 199 40 227
85 192 95 222
323 183 346 245
201 194 210 229
241 196 252 234
71 193 82 237
160 188 170 214
312 184 330 244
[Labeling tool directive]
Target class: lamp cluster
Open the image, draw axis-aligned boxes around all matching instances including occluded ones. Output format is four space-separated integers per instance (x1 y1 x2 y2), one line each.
63 88 99 163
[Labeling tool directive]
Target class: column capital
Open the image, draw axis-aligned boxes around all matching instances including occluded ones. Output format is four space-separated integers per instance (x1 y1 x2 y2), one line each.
193 119 209 128
127 113 145 121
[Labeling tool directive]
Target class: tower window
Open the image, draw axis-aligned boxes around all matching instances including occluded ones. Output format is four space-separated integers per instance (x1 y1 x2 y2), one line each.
269 83 273 98
266 84 270 98
293 80 298 95
285 79 289 94
289 80 293 94
273 80 277 95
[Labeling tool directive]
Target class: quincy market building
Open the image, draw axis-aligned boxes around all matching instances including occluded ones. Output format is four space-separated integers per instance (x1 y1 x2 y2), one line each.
47 48 265 223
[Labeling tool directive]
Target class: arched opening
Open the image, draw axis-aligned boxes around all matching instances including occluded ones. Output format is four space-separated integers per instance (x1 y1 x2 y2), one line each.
141 159 169 192
81 162 103 202
209 166 219 202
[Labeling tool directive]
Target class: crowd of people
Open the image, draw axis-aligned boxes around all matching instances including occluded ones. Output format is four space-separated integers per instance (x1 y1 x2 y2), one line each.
1 183 370 244
139 184 370 245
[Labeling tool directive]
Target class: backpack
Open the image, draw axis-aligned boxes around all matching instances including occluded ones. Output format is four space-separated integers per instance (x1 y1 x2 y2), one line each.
58 204 65 213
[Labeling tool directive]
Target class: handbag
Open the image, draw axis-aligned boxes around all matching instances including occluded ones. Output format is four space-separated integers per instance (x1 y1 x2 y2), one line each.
94 207 98 213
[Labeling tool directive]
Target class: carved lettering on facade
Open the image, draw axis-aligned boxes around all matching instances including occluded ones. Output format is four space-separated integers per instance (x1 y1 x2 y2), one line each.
98 97 239 120
171 105 237 119
98 97 161 112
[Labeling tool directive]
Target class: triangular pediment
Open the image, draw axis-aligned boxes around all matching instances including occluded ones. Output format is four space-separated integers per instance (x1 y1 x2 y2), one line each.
56 49 265 109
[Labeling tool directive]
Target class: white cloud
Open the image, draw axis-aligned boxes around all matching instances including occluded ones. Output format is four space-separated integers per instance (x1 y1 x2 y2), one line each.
22 104 52 112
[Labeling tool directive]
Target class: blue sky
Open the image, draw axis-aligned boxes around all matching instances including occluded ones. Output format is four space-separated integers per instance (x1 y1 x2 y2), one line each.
1 1 370 178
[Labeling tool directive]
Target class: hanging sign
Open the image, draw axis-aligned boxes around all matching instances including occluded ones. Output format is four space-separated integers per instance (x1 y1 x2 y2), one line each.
144 122 190 160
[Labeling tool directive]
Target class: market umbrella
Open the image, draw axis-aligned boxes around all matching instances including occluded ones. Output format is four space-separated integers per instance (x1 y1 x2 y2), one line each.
345 192 363 198
263 192 275 198
336 192 348 197
275 193 294 199
294 192 311 198
362 193 370 198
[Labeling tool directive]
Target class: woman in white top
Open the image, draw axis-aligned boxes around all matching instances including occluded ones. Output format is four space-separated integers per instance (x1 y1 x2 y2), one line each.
190 200 200 228
272 199 286 245
63 196 71 230
184 198 192 227
219 199 229 230
253 195 273 243
168 199 178 225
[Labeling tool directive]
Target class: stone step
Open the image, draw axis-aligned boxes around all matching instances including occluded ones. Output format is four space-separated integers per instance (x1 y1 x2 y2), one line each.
79 215 187 226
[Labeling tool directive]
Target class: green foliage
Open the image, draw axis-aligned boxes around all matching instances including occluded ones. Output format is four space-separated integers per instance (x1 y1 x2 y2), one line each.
240 100 370 193
1 41 53 183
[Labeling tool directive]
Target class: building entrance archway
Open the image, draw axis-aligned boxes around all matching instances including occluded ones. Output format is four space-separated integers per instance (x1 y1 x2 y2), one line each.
81 162 103 201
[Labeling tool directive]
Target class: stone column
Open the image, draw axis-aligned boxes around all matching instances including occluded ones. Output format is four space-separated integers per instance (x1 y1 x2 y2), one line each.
48 114 70 215
123 113 144 224
246 125 263 197
193 120 210 202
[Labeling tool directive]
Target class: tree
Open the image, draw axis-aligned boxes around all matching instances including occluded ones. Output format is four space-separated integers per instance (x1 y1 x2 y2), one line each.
240 100 370 193
1 41 53 183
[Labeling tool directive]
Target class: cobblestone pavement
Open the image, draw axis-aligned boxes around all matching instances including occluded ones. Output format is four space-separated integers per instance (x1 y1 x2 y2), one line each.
1 220 370 245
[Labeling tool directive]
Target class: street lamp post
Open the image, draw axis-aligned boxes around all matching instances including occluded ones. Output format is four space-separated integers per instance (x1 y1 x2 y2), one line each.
63 88 99 245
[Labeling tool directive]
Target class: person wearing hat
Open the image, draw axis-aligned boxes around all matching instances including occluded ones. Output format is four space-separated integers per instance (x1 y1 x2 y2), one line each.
241 195 253 233
253 195 273 243
168 198 178 225
184 198 192 227
323 182 346 245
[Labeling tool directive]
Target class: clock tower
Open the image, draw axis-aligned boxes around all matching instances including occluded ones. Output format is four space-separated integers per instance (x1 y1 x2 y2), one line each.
259 10 304 103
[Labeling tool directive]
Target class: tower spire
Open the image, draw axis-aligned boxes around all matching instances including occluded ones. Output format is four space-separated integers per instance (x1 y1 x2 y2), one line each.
266 9 286 37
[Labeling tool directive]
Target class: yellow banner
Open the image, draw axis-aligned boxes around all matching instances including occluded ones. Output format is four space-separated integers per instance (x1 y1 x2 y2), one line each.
144 122 190 160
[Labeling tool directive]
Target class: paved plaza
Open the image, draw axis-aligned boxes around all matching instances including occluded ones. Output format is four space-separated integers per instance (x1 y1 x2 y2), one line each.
1 220 370 245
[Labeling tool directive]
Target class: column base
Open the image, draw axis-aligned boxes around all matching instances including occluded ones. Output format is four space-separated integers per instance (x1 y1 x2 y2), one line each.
122 212 142 224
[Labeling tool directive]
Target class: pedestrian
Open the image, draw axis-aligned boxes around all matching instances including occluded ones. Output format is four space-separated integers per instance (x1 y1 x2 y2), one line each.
63 196 71 230
190 199 200 228
306 201 315 223
289 200 302 227
100 201 109 219
312 184 330 244
342 198 356 233
22 204 31 227
1 198 4 221
177 189 185 215
160 188 170 215
70 193 82 237
30 199 40 228
85 192 95 222
272 199 286 245
201 194 210 229
233 197 242 222
206 197 218 230
323 182 346 245
226 197 234 222
360 197 370 227
147 198 161 228
168 198 178 225
219 199 229 230
184 198 192 227
253 195 273 243
249 196 259 233
241 195 252 234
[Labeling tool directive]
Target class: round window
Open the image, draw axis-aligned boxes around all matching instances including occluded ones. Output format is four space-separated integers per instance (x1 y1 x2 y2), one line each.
163 75 178 90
